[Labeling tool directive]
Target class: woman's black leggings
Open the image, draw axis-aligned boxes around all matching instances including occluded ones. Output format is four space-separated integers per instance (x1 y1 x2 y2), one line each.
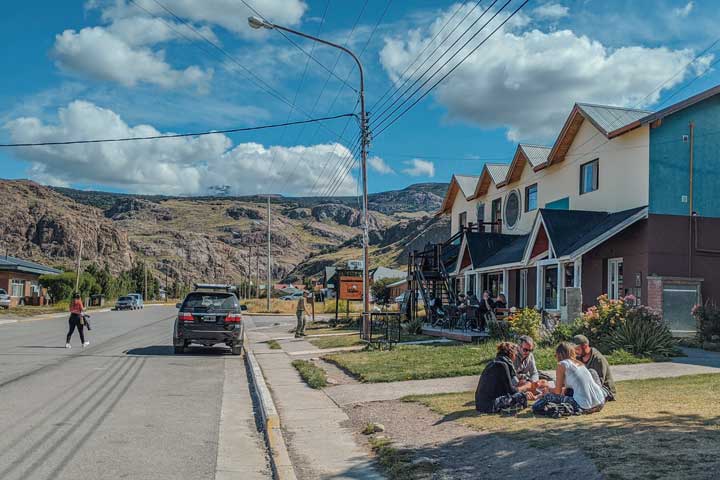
67 314 85 344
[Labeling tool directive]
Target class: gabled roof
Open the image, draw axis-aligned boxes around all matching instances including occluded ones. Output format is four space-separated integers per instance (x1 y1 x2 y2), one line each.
452 231 527 274
546 103 651 166
522 206 648 262
438 174 480 214
503 144 551 185
472 163 510 199
0 256 63 276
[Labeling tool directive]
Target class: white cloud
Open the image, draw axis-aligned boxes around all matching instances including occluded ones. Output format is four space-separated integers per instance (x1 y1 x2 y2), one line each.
3 101 356 196
53 26 213 91
672 2 694 18
379 4 704 141
368 156 395 174
402 159 435 177
533 3 569 19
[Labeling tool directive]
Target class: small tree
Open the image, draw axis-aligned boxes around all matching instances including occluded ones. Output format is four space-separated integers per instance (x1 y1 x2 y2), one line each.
371 277 403 306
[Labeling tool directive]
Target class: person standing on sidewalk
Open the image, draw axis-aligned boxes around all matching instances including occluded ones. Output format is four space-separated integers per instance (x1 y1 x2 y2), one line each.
295 292 310 338
66 292 89 349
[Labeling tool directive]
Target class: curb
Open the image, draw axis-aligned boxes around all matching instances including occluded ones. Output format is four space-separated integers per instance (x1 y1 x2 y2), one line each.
246 348 297 480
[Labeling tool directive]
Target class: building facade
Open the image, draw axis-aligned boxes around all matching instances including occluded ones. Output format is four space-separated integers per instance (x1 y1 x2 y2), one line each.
434 85 720 334
0 255 62 307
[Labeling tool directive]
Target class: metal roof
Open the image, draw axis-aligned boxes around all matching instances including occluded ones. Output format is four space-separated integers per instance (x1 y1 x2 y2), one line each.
485 164 510 185
519 144 551 167
454 175 480 199
577 103 651 136
0 255 63 276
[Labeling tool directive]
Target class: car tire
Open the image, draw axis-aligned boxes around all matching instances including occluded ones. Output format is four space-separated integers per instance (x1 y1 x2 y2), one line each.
174 345 184 354
231 342 243 356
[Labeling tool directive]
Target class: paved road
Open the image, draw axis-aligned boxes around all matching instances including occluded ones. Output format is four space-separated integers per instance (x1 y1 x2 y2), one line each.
0 306 270 480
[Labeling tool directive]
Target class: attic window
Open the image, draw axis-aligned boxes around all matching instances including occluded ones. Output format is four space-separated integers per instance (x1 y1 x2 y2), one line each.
505 190 521 230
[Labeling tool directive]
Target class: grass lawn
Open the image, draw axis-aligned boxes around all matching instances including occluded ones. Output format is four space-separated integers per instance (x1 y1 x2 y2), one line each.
291 359 328 389
405 374 720 480
308 333 435 350
324 342 652 383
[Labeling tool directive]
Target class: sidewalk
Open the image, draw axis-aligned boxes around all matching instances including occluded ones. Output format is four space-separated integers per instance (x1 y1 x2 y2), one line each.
325 348 720 406
248 331 383 480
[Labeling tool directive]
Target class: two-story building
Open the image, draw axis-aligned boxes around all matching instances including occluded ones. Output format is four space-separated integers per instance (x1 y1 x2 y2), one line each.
433 84 720 334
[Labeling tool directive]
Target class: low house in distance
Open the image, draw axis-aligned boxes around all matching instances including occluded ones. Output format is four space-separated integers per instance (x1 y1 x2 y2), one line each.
0 255 62 307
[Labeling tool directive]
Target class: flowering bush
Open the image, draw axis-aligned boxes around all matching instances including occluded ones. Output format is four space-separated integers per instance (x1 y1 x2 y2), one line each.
692 301 720 342
507 307 542 340
575 295 630 346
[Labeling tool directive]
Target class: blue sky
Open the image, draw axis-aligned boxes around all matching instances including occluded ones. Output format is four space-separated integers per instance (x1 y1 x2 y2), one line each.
1 0 719 196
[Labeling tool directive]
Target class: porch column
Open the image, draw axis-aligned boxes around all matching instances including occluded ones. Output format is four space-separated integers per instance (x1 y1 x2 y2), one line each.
574 258 582 288
535 266 542 309
502 269 508 297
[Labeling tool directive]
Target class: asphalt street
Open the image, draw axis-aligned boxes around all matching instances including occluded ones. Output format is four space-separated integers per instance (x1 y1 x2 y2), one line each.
0 306 271 480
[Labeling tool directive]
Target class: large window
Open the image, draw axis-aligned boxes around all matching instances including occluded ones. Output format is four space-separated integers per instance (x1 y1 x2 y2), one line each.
458 211 467 229
491 198 502 233
525 184 538 211
10 279 25 298
608 258 624 300
476 203 485 228
483 272 503 298
519 269 528 308
543 265 559 310
580 159 599 194
504 190 521 230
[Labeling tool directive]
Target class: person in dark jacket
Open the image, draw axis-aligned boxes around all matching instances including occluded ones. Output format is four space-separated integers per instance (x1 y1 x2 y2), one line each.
475 342 534 413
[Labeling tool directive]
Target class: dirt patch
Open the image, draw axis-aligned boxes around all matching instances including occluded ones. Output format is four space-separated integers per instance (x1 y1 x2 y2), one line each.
343 400 601 479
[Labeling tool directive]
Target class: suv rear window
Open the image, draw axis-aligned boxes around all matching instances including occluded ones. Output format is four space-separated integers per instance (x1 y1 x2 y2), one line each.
119 296 132 301
183 292 238 311
0 289 7 295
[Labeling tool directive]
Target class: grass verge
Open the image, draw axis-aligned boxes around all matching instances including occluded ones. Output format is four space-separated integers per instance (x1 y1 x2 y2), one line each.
404 373 720 480
266 340 281 350
368 437 436 480
324 342 653 383
291 359 328 389
308 333 437 350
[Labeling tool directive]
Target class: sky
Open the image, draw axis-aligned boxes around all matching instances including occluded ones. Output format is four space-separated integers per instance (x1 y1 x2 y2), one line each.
1 0 719 197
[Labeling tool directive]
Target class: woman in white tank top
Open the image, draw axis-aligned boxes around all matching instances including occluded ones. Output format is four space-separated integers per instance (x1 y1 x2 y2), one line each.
540 342 605 412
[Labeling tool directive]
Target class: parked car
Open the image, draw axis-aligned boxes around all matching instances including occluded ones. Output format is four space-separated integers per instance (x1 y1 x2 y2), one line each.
173 284 247 355
0 289 10 309
114 296 135 310
280 291 304 301
127 293 143 309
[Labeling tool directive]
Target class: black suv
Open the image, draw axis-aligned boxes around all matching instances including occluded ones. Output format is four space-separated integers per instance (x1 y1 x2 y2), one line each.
173 284 246 355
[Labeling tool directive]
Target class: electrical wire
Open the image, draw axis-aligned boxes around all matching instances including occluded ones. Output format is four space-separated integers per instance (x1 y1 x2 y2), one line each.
0 113 356 147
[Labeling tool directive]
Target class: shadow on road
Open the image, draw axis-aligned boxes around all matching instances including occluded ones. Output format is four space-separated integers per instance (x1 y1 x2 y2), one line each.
125 345 233 356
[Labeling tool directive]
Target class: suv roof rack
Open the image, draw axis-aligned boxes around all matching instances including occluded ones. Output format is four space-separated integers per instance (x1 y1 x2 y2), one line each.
193 283 237 293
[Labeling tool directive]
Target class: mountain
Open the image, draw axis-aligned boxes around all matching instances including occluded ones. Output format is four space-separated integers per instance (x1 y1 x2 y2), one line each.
1 179 449 287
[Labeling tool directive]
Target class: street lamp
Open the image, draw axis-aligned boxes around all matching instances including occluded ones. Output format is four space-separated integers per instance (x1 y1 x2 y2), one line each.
248 16 372 338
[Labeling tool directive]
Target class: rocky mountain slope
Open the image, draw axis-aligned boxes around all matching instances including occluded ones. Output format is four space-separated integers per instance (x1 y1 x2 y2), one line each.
1 179 449 287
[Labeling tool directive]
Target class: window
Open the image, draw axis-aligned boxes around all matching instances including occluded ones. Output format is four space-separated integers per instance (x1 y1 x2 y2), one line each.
483 272 503 298
662 284 700 334
504 190 521 230
580 159 599 194
491 198 502 233
10 279 25 298
608 258 624 300
543 265 559 310
467 273 477 296
458 211 467 230
519 269 528 308
476 203 485 228
525 184 538 211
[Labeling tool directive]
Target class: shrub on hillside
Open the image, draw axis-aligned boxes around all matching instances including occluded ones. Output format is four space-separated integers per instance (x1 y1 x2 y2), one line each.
607 306 676 357
506 307 542 341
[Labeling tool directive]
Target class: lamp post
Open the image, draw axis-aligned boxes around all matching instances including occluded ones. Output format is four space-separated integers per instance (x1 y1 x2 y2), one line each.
249 16 371 337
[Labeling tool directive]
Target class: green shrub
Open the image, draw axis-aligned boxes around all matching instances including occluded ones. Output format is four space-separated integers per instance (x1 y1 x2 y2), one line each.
546 321 580 346
403 317 424 335
692 301 720 342
607 306 676 357
507 307 541 340
576 295 630 346
487 319 512 340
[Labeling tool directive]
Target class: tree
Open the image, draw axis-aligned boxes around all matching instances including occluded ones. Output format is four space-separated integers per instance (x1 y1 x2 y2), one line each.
371 277 403 306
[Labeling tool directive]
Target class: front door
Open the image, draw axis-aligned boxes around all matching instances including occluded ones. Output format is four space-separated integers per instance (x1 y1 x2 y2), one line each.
608 258 624 299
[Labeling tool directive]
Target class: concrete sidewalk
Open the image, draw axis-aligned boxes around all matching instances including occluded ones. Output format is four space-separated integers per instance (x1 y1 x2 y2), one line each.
249 331 383 480
325 348 720 406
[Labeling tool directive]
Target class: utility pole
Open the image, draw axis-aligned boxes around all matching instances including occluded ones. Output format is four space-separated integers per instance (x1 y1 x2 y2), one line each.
247 246 253 300
255 247 260 299
143 263 147 300
266 196 271 311
248 16 371 338
74 238 83 292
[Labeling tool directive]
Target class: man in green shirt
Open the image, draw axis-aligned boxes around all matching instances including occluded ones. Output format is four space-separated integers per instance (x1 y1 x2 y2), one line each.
295 293 310 338
573 334 616 399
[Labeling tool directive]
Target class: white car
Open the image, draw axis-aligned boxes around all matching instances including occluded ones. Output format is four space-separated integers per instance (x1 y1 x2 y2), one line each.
0 288 10 309
281 292 304 301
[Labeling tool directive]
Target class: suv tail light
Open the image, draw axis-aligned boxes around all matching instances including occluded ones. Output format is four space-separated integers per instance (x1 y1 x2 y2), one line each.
224 313 242 323
178 312 194 322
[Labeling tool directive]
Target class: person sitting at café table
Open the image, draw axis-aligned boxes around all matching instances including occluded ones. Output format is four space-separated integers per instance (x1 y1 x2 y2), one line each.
494 293 507 309
475 290 495 331
573 334 616 400
475 342 535 413
513 335 540 386
533 342 606 414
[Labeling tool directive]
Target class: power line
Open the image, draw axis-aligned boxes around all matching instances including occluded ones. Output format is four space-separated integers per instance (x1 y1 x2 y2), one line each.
374 0 530 139
0 113 356 147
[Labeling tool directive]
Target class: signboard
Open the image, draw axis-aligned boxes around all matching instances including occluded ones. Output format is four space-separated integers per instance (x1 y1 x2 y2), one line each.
339 276 363 300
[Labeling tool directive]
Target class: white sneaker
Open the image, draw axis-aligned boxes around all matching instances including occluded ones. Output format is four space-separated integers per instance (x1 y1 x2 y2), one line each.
82 341 90 347
65 343 72 349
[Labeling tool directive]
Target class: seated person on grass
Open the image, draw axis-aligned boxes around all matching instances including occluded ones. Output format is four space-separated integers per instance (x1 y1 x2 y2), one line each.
513 335 540 386
475 342 535 413
573 334 616 400
533 342 605 415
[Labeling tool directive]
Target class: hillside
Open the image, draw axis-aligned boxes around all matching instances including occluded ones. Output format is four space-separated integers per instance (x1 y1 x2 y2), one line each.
2 179 449 287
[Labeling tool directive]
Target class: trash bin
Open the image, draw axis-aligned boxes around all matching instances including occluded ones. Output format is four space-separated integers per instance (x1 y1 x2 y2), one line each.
89 294 105 307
